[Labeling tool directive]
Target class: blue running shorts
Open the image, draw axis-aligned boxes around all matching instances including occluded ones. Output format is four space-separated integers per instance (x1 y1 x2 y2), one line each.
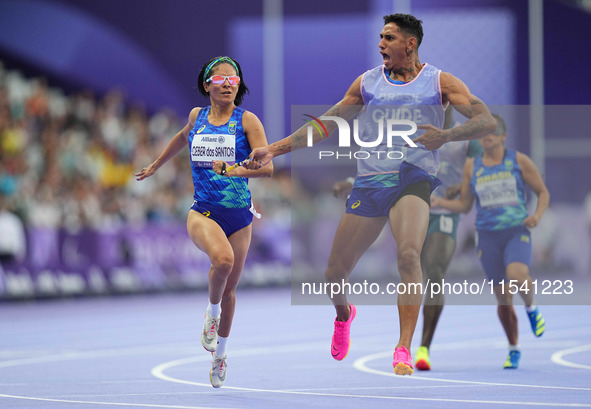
346 161 441 217
476 225 532 284
190 201 253 237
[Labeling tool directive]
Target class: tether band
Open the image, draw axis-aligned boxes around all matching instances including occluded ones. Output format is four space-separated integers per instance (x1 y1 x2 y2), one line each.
204 57 239 80
220 162 227 176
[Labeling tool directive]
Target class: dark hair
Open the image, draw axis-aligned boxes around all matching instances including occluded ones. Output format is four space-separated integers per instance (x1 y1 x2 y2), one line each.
197 56 249 106
491 114 507 135
383 13 424 47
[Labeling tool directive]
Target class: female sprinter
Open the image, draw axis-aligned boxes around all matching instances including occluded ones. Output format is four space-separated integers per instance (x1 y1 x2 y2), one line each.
135 56 273 387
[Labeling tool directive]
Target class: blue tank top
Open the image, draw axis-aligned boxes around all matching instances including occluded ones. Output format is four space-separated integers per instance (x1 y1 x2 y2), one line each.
471 149 528 231
355 63 445 188
188 106 251 208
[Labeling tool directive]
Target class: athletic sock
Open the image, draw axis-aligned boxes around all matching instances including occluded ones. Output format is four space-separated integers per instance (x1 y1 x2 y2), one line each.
509 344 520 352
525 304 537 313
215 336 228 358
208 302 221 319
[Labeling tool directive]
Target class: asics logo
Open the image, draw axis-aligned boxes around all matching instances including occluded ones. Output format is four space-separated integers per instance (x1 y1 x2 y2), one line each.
202 211 211 217
331 346 340 357
351 200 361 209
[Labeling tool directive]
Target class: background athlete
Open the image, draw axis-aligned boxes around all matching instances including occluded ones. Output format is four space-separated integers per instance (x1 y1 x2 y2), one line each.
135 56 273 387
415 108 482 370
247 14 496 375
432 114 548 369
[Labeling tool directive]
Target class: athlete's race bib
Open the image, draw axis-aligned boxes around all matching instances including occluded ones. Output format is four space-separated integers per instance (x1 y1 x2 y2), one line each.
191 134 236 167
475 177 519 208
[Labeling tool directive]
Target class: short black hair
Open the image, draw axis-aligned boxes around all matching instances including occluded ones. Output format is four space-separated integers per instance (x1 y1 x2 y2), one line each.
491 114 507 135
383 13 424 47
197 56 249 106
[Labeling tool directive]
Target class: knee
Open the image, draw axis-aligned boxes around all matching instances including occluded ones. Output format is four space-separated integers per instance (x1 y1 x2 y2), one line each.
211 252 234 273
398 248 421 277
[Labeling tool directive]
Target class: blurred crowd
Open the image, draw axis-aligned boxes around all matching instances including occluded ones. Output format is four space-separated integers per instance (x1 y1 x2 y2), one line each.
0 61 584 277
0 61 291 236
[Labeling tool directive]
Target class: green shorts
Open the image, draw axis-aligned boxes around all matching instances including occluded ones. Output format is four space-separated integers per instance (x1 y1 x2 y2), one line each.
427 213 460 240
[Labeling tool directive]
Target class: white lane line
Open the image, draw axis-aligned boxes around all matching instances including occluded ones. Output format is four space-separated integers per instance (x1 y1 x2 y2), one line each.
51 391 244 398
0 343 197 369
2 332 590 408
0 340 331 407
551 344 591 370
0 343 237 409
99 380 165 384
281 384 489 392
353 351 591 391
50 384 487 400
151 355 591 407
0 393 233 409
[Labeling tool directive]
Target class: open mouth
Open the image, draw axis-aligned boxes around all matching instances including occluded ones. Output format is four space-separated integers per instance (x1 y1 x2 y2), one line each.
381 52 391 64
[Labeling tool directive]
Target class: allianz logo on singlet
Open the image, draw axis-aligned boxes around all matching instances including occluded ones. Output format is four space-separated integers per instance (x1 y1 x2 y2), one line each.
202 136 220 143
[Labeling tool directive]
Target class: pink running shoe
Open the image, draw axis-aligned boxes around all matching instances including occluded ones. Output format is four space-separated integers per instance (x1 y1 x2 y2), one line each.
331 304 357 361
393 346 414 376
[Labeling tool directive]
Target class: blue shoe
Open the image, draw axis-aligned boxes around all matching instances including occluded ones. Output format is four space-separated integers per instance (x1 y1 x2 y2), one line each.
503 350 521 369
527 307 545 337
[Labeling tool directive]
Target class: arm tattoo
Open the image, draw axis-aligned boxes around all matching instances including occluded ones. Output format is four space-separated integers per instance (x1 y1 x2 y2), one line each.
275 126 310 154
447 117 490 141
445 95 495 141
275 141 292 154
326 105 341 117
470 96 484 106
274 100 361 153
291 130 307 150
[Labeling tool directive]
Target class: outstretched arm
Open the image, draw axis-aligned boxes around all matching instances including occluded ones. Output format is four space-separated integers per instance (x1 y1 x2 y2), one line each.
212 111 274 178
246 75 365 168
413 73 496 150
517 152 550 228
135 108 199 181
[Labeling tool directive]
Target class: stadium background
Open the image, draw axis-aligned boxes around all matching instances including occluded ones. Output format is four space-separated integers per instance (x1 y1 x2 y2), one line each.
0 0 590 300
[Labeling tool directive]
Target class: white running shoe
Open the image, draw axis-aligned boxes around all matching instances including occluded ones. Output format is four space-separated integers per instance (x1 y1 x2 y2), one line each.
210 354 227 388
201 312 220 352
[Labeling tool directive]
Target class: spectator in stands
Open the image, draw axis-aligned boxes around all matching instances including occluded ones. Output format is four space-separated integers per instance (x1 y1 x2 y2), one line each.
0 192 26 269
